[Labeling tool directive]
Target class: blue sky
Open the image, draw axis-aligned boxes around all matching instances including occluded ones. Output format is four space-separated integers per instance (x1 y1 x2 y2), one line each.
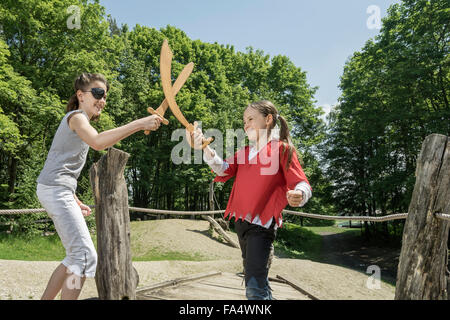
99 0 399 118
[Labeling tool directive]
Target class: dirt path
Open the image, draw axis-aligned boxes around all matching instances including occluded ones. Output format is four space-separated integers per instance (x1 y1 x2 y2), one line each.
0 220 396 300
318 230 400 285
0 258 395 300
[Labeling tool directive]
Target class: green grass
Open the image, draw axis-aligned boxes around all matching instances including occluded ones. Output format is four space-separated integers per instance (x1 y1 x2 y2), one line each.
304 225 362 235
0 233 67 261
274 222 323 261
0 233 211 262
0 222 345 262
0 231 209 262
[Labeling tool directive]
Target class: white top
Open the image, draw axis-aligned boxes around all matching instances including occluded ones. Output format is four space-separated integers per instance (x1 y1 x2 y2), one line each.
37 110 90 192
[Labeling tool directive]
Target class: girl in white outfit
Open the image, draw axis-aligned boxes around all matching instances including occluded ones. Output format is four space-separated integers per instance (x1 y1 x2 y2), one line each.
37 73 163 300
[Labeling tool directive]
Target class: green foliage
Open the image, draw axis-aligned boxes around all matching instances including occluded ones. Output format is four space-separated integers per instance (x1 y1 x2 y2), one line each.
0 233 66 261
274 222 322 261
0 108 21 155
6 0 431 243
0 221 322 262
0 230 207 261
322 0 449 238
105 23 324 211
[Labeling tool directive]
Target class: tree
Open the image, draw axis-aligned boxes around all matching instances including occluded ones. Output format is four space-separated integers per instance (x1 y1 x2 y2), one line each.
0 2 328 230
323 0 449 239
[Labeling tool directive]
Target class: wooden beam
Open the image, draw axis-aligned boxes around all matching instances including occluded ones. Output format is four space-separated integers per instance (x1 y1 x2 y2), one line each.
202 215 240 248
276 274 319 300
136 271 222 293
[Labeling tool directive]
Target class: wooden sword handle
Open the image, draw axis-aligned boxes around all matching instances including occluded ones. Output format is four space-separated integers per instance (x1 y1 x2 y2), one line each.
187 122 214 149
201 137 214 150
144 107 169 135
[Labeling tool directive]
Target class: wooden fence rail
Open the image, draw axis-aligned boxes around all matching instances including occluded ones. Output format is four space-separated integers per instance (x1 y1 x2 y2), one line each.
0 207 413 221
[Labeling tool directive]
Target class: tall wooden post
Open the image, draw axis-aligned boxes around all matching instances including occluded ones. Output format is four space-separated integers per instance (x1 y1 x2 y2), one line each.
395 134 449 300
90 148 139 300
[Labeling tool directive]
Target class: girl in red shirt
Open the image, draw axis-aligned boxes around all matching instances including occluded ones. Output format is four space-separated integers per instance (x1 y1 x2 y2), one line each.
190 100 312 300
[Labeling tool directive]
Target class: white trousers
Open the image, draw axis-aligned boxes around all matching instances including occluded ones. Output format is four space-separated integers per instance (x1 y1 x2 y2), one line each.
37 184 97 278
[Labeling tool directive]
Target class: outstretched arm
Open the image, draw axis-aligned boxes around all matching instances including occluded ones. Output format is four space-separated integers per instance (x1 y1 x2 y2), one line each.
190 127 229 176
203 146 229 176
69 112 162 151
190 125 239 181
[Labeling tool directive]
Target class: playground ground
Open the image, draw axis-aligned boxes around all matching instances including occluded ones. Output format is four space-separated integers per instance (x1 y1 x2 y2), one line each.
0 219 397 300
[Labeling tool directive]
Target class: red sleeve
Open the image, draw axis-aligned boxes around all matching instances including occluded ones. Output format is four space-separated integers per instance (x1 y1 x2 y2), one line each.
213 147 247 183
280 143 311 190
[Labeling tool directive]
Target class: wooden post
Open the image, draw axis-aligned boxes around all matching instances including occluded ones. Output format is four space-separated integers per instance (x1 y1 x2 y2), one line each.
89 148 139 300
209 180 215 211
395 134 449 300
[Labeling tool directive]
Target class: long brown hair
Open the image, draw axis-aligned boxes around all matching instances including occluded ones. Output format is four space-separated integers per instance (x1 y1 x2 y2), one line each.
66 73 109 121
246 100 297 169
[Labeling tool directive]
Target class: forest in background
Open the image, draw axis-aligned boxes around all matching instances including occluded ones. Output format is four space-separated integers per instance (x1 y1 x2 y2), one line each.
0 0 448 240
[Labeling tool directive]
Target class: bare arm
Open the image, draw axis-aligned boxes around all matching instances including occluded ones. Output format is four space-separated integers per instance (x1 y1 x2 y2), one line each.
73 193 81 205
73 193 92 216
69 113 161 151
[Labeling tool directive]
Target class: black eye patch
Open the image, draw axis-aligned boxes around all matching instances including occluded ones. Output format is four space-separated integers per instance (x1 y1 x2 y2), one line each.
90 87 106 99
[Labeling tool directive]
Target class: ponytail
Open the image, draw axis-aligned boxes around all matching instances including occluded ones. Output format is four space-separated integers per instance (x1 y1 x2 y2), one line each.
277 114 296 170
66 93 79 113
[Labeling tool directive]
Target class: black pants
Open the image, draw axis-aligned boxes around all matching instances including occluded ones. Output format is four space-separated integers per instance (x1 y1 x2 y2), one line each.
234 219 277 300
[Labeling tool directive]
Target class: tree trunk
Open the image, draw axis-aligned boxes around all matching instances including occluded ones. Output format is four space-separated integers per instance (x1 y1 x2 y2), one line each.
209 180 214 211
185 184 189 210
395 134 449 300
90 148 139 300
8 157 17 196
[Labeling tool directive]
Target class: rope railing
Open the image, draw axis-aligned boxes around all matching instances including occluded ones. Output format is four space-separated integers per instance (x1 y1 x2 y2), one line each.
434 212 450 222
0 206 446 222
0 208 48 215
128 207 224 216
282 210 409 222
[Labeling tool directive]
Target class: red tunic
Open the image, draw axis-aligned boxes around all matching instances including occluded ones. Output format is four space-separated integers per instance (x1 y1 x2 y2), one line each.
214 140 311 227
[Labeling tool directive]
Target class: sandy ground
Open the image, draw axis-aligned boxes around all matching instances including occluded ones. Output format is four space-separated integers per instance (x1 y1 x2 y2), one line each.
0 219 396 300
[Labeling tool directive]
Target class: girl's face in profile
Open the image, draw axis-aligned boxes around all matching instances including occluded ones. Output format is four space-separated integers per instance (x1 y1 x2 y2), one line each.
78 81 107 119
243 107 272 142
